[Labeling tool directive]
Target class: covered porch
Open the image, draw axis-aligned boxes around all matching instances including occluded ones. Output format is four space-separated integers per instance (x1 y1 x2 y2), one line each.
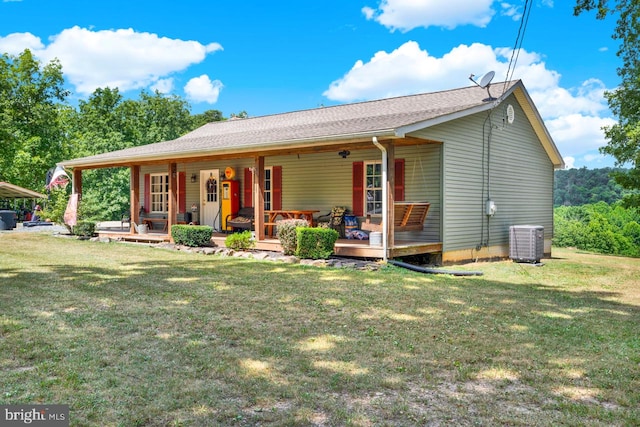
68 133 443 261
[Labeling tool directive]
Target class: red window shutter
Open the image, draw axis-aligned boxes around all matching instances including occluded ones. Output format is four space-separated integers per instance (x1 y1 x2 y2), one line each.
178 172 186 213
352 161 364 216
243 168 253 207
272 166 282 210
144 174 150 213
394 158 405 201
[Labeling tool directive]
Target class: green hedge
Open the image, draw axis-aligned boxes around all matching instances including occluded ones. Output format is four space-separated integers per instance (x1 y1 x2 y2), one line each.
171 225 213 247
295 227 339 259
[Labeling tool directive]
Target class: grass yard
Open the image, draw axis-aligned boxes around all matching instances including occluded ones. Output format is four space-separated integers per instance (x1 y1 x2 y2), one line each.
1 232 639 426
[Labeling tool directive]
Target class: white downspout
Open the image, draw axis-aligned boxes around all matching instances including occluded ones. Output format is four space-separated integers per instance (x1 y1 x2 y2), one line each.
372 136 388 262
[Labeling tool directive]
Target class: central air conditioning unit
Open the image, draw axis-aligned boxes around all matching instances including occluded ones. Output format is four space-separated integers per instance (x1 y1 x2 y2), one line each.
509 225 544 263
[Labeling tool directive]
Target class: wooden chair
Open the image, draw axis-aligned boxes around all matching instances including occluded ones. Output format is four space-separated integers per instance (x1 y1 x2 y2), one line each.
362 202 430 232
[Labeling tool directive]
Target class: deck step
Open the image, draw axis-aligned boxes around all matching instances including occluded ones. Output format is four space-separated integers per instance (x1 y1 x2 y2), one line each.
116 234 168 243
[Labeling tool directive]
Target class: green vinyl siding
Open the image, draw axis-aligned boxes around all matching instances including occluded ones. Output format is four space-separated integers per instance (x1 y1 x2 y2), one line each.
409 94 555 252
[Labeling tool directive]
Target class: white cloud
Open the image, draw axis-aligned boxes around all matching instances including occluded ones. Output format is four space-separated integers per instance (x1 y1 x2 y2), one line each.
563 156 575 169
150 78 175 94
324 40 616 163
546 114 616 152
0 32 43 54
362 6 375 20
500 2 521 20
184 75 223 104
362 0 495 31
0 27 223 96
324 41 503 101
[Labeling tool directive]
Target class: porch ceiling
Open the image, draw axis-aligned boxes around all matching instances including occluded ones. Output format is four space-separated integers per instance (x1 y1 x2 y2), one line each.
0 182 46 199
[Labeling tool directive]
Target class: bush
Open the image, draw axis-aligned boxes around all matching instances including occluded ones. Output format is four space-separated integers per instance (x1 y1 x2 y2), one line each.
277 219 309 255
39 187 70 231
553 202 640 257
225 230 255 251
74 221 96 237
295 227 339 259
172 225 213 247
40 188 102 233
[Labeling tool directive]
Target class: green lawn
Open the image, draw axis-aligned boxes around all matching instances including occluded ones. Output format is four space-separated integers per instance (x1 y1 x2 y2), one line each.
1 232 639 426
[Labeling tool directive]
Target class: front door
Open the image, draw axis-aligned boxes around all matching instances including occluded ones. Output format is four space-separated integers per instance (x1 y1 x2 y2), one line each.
200 169 220 230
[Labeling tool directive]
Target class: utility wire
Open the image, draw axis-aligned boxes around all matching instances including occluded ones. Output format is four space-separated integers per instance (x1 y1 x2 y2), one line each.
503 0 533 93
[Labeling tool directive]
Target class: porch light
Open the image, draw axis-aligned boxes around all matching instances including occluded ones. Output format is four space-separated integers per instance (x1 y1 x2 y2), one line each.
190 173 197 183
338 150 350 159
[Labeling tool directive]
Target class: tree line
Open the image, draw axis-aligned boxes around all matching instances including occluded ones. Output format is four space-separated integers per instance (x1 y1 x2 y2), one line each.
554 167 631 206
0 50 233 219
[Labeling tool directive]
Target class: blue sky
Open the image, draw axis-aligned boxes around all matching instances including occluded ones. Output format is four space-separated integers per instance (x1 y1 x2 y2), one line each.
1 0 621 169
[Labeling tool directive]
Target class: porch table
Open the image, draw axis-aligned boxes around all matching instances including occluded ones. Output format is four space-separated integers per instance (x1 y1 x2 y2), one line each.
264 210 319 237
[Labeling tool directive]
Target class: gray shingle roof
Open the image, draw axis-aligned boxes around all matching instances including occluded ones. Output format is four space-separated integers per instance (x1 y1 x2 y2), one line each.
61 81 527 168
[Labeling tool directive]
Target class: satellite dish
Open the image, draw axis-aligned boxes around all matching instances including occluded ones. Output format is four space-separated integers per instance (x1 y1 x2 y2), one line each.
506 104 515 124
468 70 498 101
479 71 495 88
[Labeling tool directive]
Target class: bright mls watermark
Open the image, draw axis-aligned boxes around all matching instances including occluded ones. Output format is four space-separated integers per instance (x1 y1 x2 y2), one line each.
1 405 69 426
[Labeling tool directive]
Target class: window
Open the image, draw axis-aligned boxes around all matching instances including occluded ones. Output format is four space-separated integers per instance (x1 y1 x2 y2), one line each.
263 167 273 211
206 173 217 203
150 173 169 213
365 161 383 216
243 166 281 210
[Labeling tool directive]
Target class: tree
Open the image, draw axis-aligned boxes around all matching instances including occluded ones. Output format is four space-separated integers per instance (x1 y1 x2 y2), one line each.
0 49 71 190
192 109 224 128
554 167 627 205
70 88 215 220
574 1 640 207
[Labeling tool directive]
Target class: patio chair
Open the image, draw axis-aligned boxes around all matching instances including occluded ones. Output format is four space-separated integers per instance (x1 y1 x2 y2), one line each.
317 206 347 237
226 207 255 233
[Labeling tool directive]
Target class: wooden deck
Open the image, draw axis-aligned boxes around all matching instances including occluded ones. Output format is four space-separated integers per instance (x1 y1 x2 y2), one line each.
96 224 442 259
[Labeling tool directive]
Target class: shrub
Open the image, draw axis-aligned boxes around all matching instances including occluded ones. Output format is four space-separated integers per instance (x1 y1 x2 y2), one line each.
295 227 339 259
554 202 640 257
74 221 96 237
39 187 70 231
277 219 309 255
225 230 255 251
172 225 213 247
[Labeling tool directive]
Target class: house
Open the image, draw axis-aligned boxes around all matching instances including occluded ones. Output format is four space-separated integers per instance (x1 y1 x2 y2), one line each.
59 80 564 263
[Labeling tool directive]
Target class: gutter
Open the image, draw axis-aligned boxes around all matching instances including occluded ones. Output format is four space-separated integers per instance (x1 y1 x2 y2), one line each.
372 136 388 262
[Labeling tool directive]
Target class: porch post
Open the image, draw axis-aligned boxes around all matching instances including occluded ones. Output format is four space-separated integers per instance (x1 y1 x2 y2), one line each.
168 163 178 241
72 168 82 198
254 156 265 240
130 165 140 234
